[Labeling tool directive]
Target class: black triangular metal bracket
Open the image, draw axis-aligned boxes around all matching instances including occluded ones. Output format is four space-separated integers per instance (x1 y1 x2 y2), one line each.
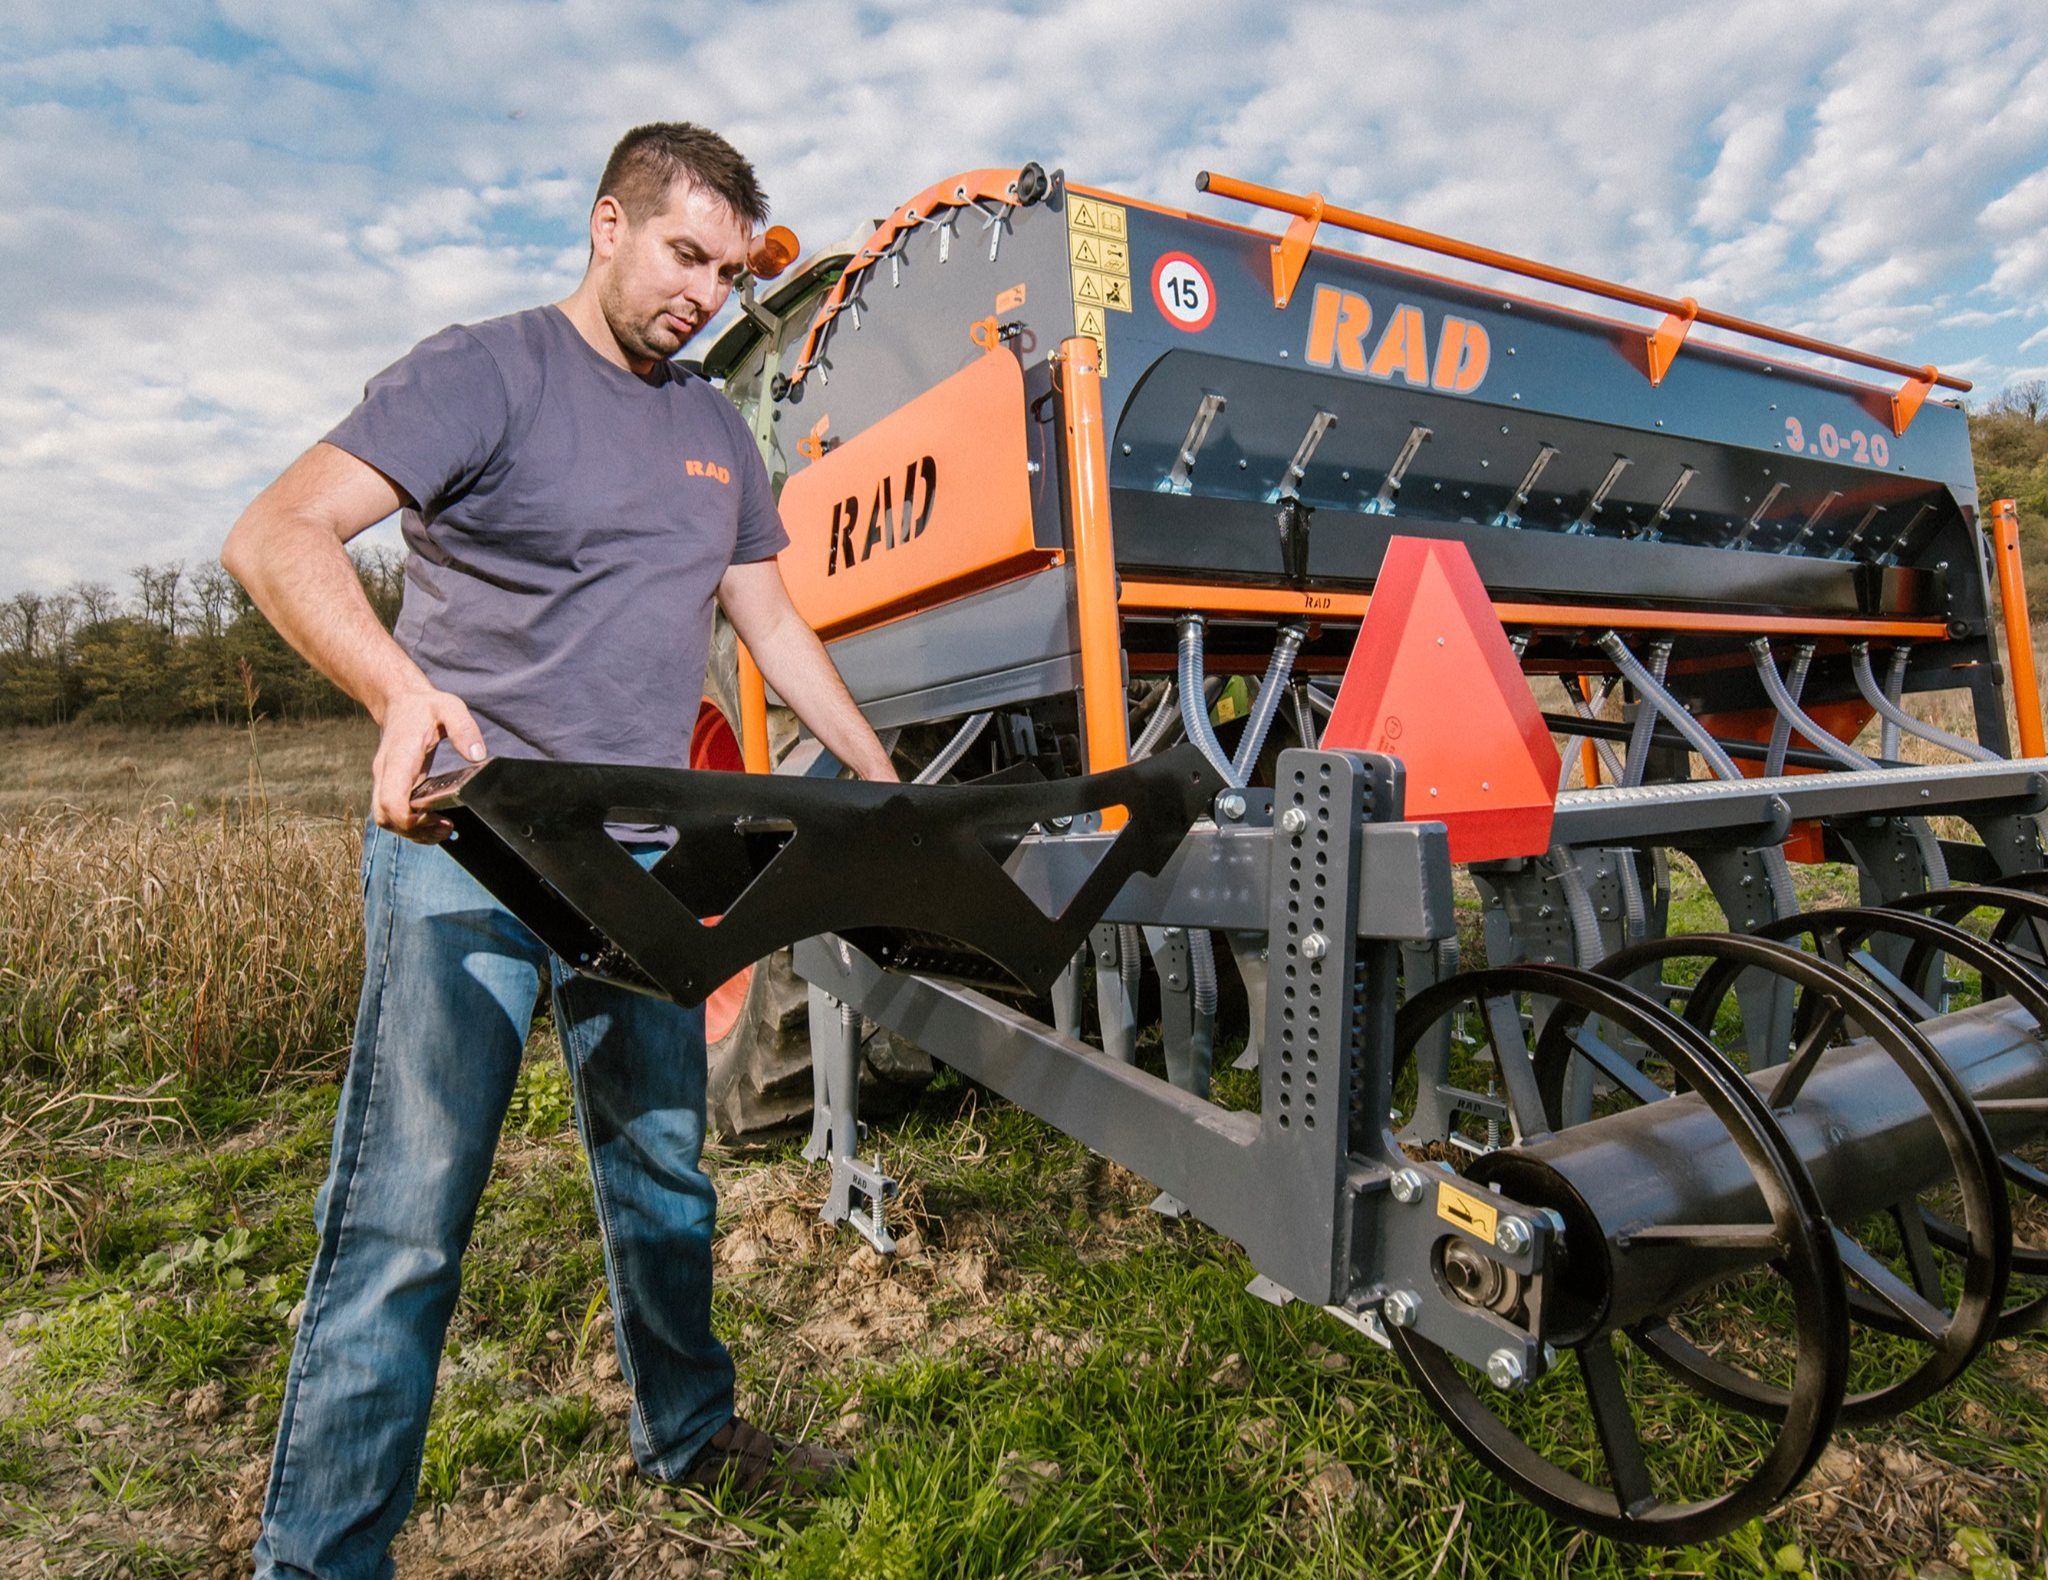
414 744 1223 1006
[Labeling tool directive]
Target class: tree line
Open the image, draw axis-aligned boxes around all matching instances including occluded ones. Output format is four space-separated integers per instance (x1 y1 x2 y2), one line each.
0 549 403 728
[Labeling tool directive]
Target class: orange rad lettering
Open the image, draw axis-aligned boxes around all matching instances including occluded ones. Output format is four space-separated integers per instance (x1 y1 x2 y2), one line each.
1432 316 1490 392
1368 304 1430 384
1304 284 1373 372
1304 293 1491 396
825 457 939 577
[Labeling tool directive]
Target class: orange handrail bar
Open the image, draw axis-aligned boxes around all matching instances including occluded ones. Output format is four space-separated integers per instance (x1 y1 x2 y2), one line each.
1057 334 1130 825
737 642 772 774
1989 499 2045 758
1196 171 1970 432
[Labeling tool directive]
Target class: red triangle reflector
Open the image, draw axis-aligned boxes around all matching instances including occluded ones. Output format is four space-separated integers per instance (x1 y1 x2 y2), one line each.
1321 537 1560 862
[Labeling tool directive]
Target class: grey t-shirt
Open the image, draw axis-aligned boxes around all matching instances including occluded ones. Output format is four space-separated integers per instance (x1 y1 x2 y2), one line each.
326 304 787 773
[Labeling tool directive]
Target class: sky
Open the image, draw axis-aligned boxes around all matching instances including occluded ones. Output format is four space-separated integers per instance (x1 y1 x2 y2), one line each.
3 0 2047 599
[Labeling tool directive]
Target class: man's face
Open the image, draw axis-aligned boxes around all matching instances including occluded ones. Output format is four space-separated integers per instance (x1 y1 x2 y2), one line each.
593 176 752 370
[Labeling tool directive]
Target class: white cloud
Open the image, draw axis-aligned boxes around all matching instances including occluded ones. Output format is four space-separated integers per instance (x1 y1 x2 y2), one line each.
0 0 2045 595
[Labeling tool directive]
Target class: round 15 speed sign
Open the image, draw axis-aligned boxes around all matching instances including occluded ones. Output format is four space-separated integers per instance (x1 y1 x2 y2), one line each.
1151 252 1216 332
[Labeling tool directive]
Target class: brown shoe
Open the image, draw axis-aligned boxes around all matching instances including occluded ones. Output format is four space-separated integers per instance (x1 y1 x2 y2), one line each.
675 1416 852 1499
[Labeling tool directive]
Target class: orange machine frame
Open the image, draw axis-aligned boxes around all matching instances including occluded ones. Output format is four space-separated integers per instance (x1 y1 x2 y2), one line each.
776 348 1056 641
1990 498 2045 758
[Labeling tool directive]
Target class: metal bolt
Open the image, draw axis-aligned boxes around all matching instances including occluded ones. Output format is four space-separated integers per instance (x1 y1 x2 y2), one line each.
1301 932 1329 961
1494 1216 1532 1255
1383 1289 1421 1328
1486 1348 1526 1390
1217 791 1247 822
1390 1168 1425 1204
1279 806 1308 835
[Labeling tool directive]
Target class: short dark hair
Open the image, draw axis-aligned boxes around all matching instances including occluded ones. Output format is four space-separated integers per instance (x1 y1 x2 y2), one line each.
596 122 768 228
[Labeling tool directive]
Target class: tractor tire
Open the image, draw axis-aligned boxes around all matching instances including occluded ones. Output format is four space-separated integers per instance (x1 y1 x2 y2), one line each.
697 614 930 1136
704 938 817 1134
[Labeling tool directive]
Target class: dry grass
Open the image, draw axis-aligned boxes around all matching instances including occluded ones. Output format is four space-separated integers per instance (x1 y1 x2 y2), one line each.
0 806 362 1095
0 716 376 823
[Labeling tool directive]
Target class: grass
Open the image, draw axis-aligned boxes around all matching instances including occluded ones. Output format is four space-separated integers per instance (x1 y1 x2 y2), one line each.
4 716 2048 1576
9 1054 2046 1577
0 715 375 822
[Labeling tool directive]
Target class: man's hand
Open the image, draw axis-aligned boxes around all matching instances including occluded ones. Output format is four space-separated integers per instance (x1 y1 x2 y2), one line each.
373 688 487 841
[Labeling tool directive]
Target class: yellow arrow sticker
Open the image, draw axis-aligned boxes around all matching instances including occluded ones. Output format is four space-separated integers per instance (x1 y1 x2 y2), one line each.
1436 1182 1498 1243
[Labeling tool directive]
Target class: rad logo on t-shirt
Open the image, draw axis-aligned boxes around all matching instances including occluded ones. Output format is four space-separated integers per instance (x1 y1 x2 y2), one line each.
684 459 732 485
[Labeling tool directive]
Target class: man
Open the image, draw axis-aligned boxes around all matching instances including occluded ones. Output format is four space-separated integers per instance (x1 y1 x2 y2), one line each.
224 122 896 1580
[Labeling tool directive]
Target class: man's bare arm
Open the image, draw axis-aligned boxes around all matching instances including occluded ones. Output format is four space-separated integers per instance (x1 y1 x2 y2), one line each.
716 559 897 782
221 441 486 838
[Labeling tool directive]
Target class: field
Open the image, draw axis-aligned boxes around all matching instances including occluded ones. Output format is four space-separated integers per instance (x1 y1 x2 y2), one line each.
4 718 2048 1579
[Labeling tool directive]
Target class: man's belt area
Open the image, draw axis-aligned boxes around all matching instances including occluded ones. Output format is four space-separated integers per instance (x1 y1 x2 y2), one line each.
411 746 1221 1006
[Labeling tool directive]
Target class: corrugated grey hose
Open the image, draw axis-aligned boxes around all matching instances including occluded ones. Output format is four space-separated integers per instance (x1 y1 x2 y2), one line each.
1601 632 1742 779
912 711 993 784
1173 615 1230 1039
1751 638 1946 894
1292 680 1318 748
1177 614 1237 784
1560 674 1628 788
1561 673 1647 946
1851 642 1999 762
1117 923 1144 1008
1623 641 1674 787
1230 625 1307 785
1765 645 1813 777
1543 683 1609 962
1130 687 1181 759
1751 638 1873 770
1188 919 1218 1019
1605 629 1801 927
1881 646 1911 762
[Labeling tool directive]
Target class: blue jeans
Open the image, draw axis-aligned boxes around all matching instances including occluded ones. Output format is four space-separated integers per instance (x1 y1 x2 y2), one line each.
253 825 734 1580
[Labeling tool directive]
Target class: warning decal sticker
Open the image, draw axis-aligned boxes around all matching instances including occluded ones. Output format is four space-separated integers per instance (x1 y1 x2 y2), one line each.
1067 192 1132 374
1435 1181 1499 1243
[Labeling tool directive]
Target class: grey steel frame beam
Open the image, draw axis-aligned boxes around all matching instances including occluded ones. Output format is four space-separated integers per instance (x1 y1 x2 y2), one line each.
797 749 1549 1378
794 937 1267 1240
1549 758 2048 847
1006 820 1451 937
